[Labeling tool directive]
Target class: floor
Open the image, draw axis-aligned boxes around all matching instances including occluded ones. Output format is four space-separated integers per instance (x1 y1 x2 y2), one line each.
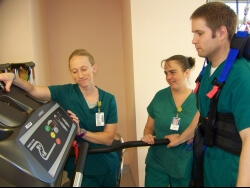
61 164 136 187
120 165 136 187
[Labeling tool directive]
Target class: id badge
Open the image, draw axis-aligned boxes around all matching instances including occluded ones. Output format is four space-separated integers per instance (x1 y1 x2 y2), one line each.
170 117 180 131
96 112 105 126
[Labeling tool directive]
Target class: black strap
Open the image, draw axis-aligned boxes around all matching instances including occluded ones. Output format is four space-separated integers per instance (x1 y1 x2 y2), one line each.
230 32 250 60
243 35 250 59
203 84 221 146
191 123 205 187
191 86 221 187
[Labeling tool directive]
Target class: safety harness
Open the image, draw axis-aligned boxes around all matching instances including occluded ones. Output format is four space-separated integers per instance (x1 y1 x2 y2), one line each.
190 31 250 187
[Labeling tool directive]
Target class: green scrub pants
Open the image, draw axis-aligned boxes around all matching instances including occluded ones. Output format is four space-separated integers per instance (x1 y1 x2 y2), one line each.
145 165 190 187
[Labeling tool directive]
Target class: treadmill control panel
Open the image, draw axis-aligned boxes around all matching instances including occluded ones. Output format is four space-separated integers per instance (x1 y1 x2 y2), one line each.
18 102 76 178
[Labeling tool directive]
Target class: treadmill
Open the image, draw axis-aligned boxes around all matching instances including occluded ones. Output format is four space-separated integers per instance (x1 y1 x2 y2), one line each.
0 63 171 187
0 64 77 186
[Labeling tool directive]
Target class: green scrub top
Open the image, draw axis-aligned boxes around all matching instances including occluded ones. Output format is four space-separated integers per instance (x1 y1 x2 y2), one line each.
198 57 250 186
145 87 198 179
49 84 119 176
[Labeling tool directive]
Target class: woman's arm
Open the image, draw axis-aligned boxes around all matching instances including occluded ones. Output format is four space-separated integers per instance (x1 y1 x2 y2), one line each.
77 123 117 146
141 115 156 145
0 72 51 101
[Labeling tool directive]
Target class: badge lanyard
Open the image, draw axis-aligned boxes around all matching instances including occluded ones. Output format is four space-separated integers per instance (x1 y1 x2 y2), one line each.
96 101 105 126
170 106 182 131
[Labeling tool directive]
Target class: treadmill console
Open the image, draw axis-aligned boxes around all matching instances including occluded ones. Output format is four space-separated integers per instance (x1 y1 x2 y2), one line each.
0 84 77 186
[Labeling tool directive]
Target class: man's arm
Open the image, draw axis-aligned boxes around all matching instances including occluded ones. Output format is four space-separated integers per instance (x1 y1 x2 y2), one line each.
236 127 250 187
165 111 200 148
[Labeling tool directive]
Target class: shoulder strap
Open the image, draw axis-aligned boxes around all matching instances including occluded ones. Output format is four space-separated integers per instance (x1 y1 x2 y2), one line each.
206 31 249 98
194 31 249 99
203 90 221 146
194 59 207 110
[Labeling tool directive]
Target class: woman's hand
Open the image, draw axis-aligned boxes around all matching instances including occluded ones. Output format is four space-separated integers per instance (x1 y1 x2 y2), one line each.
141 134 156 145
0 72 15 92
67 110 80 135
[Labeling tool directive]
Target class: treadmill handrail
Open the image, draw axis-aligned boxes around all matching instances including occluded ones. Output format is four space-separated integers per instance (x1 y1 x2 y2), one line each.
72 142 89 187
10 61 35 69
72 139 170 187
0 63 10 71
88 139 170 154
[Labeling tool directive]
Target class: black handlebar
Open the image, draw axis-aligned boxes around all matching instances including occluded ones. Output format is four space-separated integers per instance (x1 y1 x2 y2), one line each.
0 63 10 71
88 139 170 154
72 142 89 187
10 61 35 69
72 139 170 186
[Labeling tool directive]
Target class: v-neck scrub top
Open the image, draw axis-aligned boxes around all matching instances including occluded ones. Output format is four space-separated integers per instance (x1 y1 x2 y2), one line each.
145 87 198 179
48 84 119 176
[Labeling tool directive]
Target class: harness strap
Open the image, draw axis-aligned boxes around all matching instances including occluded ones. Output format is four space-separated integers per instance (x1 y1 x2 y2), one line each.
191 123 205 187
194 31 249 99
243 34 250 59
204 89 221 146
200 113 242 156
207 31 248 99
194 58 207 93
194 59 207 110
232 31 249 58
192 112 242 187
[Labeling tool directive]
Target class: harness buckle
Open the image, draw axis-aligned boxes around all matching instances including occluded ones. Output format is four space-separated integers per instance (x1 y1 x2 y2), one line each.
194 75 202 93
206 78 224 99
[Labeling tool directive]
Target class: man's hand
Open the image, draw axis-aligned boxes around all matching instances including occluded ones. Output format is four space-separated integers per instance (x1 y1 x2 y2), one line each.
164 134 181 148
186 138 193 145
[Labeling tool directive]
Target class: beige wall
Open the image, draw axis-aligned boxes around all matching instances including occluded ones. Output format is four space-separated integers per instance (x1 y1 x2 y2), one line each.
0 0 206 186
0 0 52 85
45 2 129 164
130 0 205 186
121 0 139 185
0 0 33 64
30 0 52 86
